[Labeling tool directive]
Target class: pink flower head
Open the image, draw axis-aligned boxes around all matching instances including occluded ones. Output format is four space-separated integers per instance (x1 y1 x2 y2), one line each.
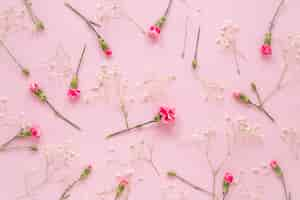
158 106 176 123
270 160 278 169
224 172 234 184
30 82 40 93
261 44 272 56
119 178 129 186
148 25 161 40
67 88 80 100
104 49 112 57
232 91 241 99
30 126 41 138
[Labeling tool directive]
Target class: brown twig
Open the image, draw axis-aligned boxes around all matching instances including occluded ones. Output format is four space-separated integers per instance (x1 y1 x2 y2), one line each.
59 179 80 200
0 135 18 150
23 0 44 31
163 0 173 17
268 0 285 32
181 16 189 59
143 144 160 176
192 26 201 69
232 41 240 75
75 44 86 78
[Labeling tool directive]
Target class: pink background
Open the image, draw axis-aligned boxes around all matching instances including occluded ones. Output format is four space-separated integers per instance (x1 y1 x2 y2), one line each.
0 0 300 200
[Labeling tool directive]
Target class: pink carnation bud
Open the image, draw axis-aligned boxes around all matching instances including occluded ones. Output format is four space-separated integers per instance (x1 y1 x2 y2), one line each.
232 91 241 99
261 44 272 56
159 106 176 123
67 88 80 100
224 172 234 184
87 165 92 170
30 126 41 138
270 160 278 169
120 179 129 186
148 25 161 40
104 49 112 57
30 82 40 93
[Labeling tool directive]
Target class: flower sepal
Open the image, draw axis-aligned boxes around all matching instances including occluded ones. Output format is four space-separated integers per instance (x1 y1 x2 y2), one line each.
80 165 92 180
70 76 78 89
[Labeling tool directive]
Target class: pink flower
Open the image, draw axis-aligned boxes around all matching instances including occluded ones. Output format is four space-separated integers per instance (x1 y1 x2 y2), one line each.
224 172 234 184
159 106 176 123
30 126 41 138
120 179 129 186
148 25 161 40
30 82 39 93
87 165 92 170
67 88 80 100
261 44 272 56
104 49 112 57
270 160 278 169
232 91 241 99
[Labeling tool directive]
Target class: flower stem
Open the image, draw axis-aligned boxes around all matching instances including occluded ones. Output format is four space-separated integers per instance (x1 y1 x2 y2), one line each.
0 40 30 76
181 16 189 59
268 0 285 32
64 3 102 39
232 41 240 75
281 176 289 200
251 102 275 122
0 135 18 150
75 44 87 78
192 26 201 69
45 100 81 131
0 145 38 152
106 119 157 139
23 0 44 31
251 82 263 105
163 0 173 17
169 173 213 196
59 179 80 200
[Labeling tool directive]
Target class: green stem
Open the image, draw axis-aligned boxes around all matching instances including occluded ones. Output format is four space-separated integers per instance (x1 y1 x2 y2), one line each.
0 135 18 150
268 0 285 32
106 119 157 139
45 100 81 131
75 44 86 78
164 0 173 17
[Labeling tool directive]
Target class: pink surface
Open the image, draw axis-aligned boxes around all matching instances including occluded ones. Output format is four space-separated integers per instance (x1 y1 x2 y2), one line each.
0 0 300 200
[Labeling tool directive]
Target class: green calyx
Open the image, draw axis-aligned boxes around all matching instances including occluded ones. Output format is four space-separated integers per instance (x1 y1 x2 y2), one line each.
35 20 45 31
99 38 109 51
19 128 32 137
167 171 177 177
273 166 283 177
154 114 162 122
70 77 78 89
264 32 272 45
34 89 47 102
155 16 166 28
22 68 30 76
223 181 230 194
115 184 126 199
80 167 92 180
239 93 251 104
30 145 39 151
192 59 198 69
250 82 257 91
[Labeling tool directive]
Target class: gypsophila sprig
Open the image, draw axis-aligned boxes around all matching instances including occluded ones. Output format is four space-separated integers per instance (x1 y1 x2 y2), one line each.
65 3 112 57
29 82 81 131
147 0 173 40
59 165 92 200
232 83 275 122
222 172 234 200
106 106 175 139
270 160 291 200
67 44 86 101
0 125 40 152
167 171 213 196
260 0 285 56
0 40 30 77
23 0 45 31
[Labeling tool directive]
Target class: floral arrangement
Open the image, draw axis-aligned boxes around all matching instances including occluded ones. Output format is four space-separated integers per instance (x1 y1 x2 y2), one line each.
67 44 86 101
106 106 175 139
30 82 81 130
0 125 40 152
260 0 285 56
65 3 112 57
147 0 173 40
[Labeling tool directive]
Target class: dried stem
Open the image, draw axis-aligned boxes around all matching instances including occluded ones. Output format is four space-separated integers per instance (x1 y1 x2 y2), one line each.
0 145 38 152
23 0 44 30
106 119 157 139
65 3 102 39
251 83 263 105
232 41 240 75
169 173 213 196
75 44 87 78
120 99 129 129
250 102 275 122
164 0 173 17
45 100 81 131
268 0 285 32
0 135 18 150
59 179 80 200
144 144 160 176
181 16 189 59
0 40 29 75
192 26 201 69
122 12 146 35
281 176 290 200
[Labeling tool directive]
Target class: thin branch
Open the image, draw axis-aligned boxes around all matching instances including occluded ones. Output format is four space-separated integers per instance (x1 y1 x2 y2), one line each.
192 26 201 69
163 0 174 17
181 16 189 59
232 41 240 75
268 0 285 32
59 179 80 200
75 44 87 78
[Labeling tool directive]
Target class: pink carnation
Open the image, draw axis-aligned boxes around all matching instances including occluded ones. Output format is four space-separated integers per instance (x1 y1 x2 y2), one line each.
261 44 272 56
104 49 112 57
232 91 241 99
159 106 176 123
67 88 80 100
224 172 234 184
148 25 161 40
270 160 278 169
30 126 41 138
30 82 39 93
